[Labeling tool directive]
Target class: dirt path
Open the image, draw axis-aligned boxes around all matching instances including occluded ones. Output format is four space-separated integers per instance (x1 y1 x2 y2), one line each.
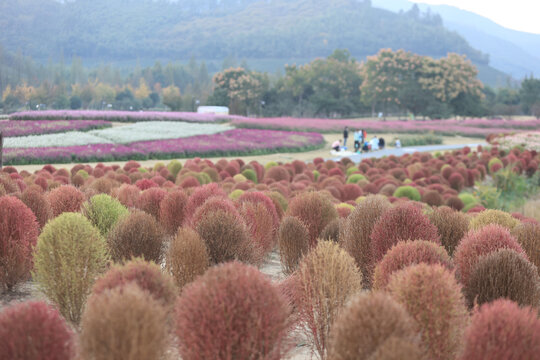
9 132 484 172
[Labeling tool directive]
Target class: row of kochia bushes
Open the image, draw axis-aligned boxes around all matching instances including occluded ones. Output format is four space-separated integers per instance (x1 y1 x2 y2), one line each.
0 150 539 359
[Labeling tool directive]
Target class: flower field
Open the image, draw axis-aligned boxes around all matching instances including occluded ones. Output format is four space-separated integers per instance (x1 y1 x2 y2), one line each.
0 120 110 137
492 132 540 152
3 129 324 165
9 110 246 123
232 117 537 137
1 143 539 359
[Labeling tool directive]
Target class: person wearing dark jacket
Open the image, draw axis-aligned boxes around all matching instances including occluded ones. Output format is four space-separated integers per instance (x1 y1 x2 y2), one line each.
343 126 349 148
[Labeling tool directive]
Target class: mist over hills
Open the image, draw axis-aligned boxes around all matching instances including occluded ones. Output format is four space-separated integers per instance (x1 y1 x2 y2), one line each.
0 0 520 85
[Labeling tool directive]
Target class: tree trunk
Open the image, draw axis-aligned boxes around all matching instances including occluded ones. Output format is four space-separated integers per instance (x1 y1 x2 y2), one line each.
0 131 3 169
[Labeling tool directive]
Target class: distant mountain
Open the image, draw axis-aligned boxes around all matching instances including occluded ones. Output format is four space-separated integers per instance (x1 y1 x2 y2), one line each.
372 0 540 81
0 0 505 84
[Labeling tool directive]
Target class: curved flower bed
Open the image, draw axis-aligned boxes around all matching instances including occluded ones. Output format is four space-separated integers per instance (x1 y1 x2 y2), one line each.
3 129 324 165
489 132 540 152
0 120 110 137
232 117 538 137
9 110 246 123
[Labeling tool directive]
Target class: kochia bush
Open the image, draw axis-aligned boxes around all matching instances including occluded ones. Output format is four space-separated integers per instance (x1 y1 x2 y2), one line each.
33 212 109 324
388 264 468 360
327 292 423 360
82 194 129 236
0 301 75 360
278 216 310 275
175 262 292 360
392 186 421 201
158 189 188 235
511 222 540 274
20 187 52 229
46 185 85 217
370 202 440 263
469 209 520 231
428 206 469 256
0 196 39 291
460 299 540 360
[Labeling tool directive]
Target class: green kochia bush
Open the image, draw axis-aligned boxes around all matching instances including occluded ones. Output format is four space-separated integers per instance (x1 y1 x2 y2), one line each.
392 186 421 201
82 194 129 236
33 212 110 324
346 173 366 184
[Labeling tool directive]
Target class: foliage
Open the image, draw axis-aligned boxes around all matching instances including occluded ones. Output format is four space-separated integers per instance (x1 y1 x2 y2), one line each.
466 249 540 308
107 210 164 263
370 202 440 263
460 299 540 360
278 216 310 275
428 206 469 256
453 224 525 287
395 133 443 147
159 190 188 235
296 241 362 359
47 185 85 217
327 292 423 360
174 262 292 360
136 187 167 219
0 196 39 291
33 212 109 324
373 240 453 290
20 186 52 228
388 264 468 360
82 194 129 236
0 301 75 360
80 284 168 360
166 227 209 290
392 186 421 201
92 258 177 308
469 209 520 231
342 194 391 288
511 222 540 274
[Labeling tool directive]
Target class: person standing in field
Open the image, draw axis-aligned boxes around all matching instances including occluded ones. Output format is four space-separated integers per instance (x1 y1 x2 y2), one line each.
343 126 349 148
354 129 361 153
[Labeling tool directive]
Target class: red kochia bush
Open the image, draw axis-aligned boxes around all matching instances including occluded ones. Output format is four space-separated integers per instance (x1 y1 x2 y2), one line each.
0 196 39 291
92 258 177 308
370 203 440 263
159 190 188 235
47 185 85 217
448 172 465 191
453 224 526 287
0 301 75 360
134 178 158 190
237 191 280 230
184 183 226 223
460 299 540 360
20 187 53 229
137 187 167 219
175 262 292 360
373 240 453 290
113 184 140 208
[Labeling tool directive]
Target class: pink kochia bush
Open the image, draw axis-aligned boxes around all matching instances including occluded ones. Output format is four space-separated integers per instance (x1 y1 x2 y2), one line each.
453 224 526 287
0 301 75 360
370 203 440 263
174 262 292 360
460 299 540 360
47 185 85 217
0 196 39 291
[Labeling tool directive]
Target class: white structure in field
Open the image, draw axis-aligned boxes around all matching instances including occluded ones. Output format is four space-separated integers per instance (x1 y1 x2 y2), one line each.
197 106 229 115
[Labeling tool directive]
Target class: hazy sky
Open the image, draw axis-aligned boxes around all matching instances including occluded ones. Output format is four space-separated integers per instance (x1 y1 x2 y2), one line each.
420 0 540 34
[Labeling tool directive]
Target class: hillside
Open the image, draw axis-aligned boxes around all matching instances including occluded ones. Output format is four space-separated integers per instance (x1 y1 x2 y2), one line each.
372 0 540 80
1 0 487 63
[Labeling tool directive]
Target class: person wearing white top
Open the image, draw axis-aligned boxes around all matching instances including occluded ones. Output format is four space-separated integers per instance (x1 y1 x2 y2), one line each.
370 136 379 151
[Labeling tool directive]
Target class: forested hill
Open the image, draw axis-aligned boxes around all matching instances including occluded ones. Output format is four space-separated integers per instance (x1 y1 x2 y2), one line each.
1 0 488 65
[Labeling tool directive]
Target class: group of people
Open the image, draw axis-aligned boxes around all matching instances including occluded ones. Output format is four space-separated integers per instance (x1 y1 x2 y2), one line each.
332 126 386 153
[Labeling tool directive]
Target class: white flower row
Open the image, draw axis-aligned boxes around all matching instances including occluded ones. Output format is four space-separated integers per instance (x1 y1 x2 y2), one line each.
4 121 234 148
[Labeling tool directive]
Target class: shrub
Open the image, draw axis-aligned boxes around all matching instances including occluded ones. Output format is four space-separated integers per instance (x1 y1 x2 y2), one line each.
107 210 164 264
195 209 258 265
82 194 129 237
20 187 52 229
454 224 525 287
296 241 362 359
278 216 310 275
370 202 440 263
237 191 280 231
80 284 168 360
175 262 292 360
421 190 444 206
242 168 258 183
469 209 520 231
388 264 468 360
137 187 167 219
33 212 109 323
264 165 291 182
448 172 465 191
342 194 391 288
113 184 140 208
327 292 422 360
511 222 540 274
458 192 477 207
392 186 421 201
0 301 75 360
428 206 469 256
47 185 85 217
488 157 503 173
158 190 188 235
239 201 276 256
373 240 452 290
459 299 540 360
319 217 343 243
166 227 209 289
167 159 183 178
446 196 465 211
0 196 39 291
466 249 540 307
191 196 240 228
184 183 226 223
346 173 366 184
285 192 338 247
92 258 177 308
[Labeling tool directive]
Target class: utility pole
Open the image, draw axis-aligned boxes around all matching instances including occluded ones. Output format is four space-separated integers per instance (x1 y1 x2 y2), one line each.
0 131 3 169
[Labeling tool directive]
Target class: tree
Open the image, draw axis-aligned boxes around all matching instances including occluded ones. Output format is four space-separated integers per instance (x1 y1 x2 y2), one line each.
519 76 540 115
211 68 265 115
162 85 182 111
